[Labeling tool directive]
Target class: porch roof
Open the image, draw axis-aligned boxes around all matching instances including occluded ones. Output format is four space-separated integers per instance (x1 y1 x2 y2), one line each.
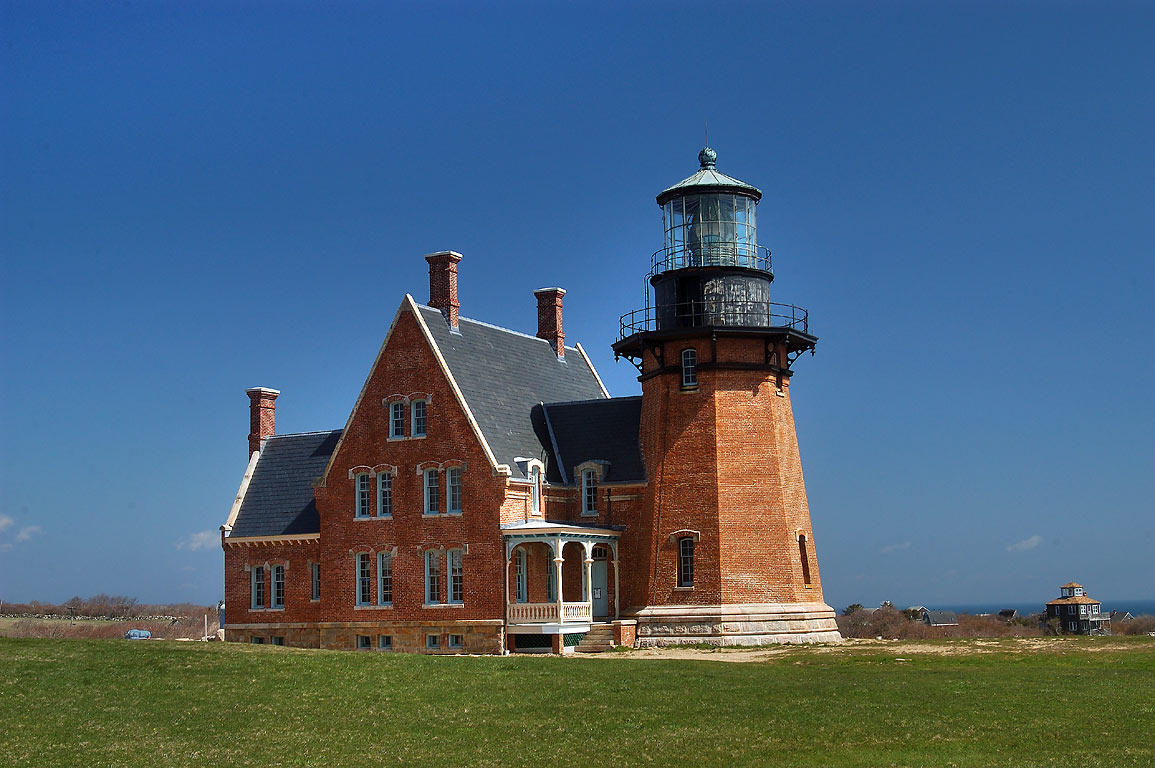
500 520 623 540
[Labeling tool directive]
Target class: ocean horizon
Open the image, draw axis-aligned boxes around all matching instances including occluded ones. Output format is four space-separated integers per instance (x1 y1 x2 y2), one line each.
910 599 1155 618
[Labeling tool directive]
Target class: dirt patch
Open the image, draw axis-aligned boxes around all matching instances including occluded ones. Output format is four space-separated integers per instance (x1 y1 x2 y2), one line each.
581 636 1152 662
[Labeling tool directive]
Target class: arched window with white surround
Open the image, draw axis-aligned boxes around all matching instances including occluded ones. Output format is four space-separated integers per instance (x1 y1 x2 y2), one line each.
581 469 598 516
378 552 393 605
681 348 697 388
354 473 372 518
424 549 441 605
678 537 695 588
447 548 463 604
423 468 440 515
530 465 542 515
377 472 392 517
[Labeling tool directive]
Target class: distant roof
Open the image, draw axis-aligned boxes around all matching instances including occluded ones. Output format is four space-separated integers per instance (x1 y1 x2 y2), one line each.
229 431 341 537
922 609 959 626
535 397 645 484
656 147 762 205
416 305 607 479
1061 582 1084 588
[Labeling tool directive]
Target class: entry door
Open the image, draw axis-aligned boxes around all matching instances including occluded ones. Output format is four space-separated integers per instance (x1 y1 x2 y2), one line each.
591 560 609 618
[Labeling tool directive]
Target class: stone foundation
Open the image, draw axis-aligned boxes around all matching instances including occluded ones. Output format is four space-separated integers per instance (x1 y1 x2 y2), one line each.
629 602 841 647
226 619 504 654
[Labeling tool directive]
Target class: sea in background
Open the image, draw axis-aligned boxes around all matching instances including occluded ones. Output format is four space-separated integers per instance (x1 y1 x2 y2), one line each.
921 599 1155 618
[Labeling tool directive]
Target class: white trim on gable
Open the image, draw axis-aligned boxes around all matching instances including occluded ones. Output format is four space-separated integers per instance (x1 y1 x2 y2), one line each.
575 342 610 399
222 449 261 535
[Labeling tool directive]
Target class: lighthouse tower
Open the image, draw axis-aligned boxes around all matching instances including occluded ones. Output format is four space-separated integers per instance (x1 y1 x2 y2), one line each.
613 148 841 645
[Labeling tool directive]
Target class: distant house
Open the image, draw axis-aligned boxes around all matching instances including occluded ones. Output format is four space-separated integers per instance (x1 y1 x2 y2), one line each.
921 609 959 627
997 609 1019 620
1110 610 1134 623
1045 582 1110 635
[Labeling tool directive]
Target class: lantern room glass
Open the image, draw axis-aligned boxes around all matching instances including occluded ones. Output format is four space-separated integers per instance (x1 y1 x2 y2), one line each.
663 193 757 269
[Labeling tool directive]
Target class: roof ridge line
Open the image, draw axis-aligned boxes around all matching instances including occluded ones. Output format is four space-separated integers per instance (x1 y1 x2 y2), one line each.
266 429 343 438
544 395 640 407
415 303 581 349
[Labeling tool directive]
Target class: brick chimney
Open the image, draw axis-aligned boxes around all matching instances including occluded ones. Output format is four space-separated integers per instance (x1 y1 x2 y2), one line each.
534 287 566 358
425 251 463 329
246 387 279 456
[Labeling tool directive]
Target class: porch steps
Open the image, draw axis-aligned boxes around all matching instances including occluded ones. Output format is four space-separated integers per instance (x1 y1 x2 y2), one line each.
574 623 615 653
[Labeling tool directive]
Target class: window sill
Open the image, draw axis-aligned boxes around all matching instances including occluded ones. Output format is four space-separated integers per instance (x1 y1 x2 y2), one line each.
354 604 393 610
423 603 464 609
673 586 694 591
447 510 463 516
354 516 392 522
422 513 443 519
680 385 698 392
310 598 320 603
580 512 599 518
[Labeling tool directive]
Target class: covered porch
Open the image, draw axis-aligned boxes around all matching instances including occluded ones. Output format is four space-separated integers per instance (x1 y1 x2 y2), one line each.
502 522 621 642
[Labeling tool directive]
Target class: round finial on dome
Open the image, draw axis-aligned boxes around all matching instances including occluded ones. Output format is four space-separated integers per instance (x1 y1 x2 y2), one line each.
698 146 717 169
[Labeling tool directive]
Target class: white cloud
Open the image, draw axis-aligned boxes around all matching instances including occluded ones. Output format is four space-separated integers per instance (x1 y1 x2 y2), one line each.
14 525 42 543
177 530 218 551
0 516 39 550
1007 534 1042 553
880 541 911 554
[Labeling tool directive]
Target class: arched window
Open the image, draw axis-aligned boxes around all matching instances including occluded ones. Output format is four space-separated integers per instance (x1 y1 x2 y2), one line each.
389 402 405 438
681 348 697 388
411 399 427 437
354 473 372 518
356 553 372 606
447 549 463 604
798 534 812 586
377 472 392 517
514 548 528 603
424 549 441 605
424 468 440 515
447 467 463 514
581 469 598 516
678 537 695 588
530 465 542 515
378 552 393 605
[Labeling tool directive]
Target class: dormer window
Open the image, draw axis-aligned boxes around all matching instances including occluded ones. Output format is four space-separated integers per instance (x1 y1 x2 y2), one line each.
581 469 598 516
530 465 542 515
1074 588 1084 596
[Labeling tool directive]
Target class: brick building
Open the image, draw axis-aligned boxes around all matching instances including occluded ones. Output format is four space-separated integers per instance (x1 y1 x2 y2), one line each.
221 148 841 652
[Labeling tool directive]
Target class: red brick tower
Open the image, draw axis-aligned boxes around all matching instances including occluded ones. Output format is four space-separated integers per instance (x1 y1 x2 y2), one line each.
613 148 840 644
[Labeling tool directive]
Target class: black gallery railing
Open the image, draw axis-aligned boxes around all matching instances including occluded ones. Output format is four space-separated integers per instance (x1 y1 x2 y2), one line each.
618 299 810 339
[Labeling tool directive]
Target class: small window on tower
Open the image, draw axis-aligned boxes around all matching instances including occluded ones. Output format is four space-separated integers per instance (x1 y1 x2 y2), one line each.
681 348 697 388
678 537 694 588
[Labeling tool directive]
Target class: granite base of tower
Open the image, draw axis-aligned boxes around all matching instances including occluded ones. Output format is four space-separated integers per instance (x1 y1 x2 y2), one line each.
630 603 842 647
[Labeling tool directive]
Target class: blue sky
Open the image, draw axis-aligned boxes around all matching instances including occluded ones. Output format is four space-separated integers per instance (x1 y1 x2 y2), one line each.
2 1 1152 611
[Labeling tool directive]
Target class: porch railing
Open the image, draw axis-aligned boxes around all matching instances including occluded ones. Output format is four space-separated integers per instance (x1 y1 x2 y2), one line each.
508 601 592 624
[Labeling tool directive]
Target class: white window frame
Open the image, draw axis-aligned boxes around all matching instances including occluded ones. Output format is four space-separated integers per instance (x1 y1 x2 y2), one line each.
411 399 427 437
448 548 463 604
377 472 392 518
425 549 442 605
355 473 371 518
271 564 285 608
447 467 463 515
389 402 405 439
530 465 542 515
514 548 528 603
310 562 321 601
378 552 393 606
678 537 694 588
581 469 598 516
681 348 697 388
250 565 266 610
356 553 372 606
424 468 440 515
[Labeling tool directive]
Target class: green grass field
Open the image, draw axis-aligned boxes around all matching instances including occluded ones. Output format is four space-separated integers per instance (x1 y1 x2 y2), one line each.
2 637 1153 767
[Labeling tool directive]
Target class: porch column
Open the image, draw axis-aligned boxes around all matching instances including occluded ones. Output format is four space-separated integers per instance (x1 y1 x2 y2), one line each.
554 537 564 622
612 557 620 620
503 543 511 626
584 555 594 614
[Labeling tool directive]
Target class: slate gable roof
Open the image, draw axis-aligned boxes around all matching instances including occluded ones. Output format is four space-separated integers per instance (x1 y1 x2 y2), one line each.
416 304 607 478
921 609 959 626
534 397 645 484
229 430 341 538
